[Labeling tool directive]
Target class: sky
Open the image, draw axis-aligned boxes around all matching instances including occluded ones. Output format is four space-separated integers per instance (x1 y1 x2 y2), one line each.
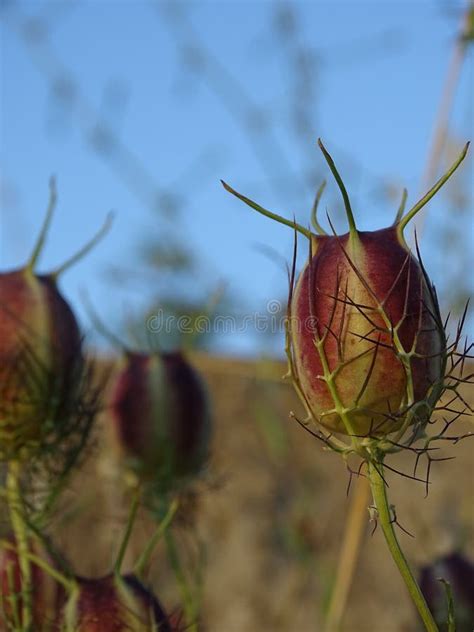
1 0 473 355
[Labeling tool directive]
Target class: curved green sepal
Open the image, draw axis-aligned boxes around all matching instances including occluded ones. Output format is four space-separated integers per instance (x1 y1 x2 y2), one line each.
397 142 470 237
52 212 114 278
221 180 312 239
310 180 328 235
27 177 57 271
317 139 358 239
393 188 408 225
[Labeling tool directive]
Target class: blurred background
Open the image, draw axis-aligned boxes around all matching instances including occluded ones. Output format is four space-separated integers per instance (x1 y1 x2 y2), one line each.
1 3 474 631
1 0 473 356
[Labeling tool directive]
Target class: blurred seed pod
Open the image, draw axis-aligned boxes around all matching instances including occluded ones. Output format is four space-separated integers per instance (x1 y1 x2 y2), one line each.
419 551 474 631
0 537 64 630
109 350 212 494
0 268 85 459
0 180 111 492
56 574 172 631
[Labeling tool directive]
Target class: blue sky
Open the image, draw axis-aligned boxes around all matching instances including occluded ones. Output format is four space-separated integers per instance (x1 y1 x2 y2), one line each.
1 1 473 354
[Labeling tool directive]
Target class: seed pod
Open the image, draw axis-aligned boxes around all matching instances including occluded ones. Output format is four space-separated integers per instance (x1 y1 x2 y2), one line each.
0 180 111 461
109 351 211 490
0 268 83 457
419 552 474 631
290 224 444 436
57 574 172 631
222 140 469 439
0 537 63 629
287 138 456 438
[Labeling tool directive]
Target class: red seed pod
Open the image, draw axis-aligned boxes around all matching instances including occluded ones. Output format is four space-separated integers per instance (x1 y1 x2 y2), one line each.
289 225 444 436
109 351 211 488
0 269 83 455
56 574 172 631
0 538 63 629
0 180 111 460
222 140 469 439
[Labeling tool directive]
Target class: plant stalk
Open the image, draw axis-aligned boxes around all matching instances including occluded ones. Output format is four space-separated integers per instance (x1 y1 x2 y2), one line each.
6 460 33 632
0 539 73 593
134 498 179 578
367 459 438 632
324 475 370 632
165 529 198 632
114 485 141 575
415 4 471 237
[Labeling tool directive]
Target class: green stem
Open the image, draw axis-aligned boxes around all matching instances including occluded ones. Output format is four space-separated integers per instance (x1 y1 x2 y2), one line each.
165 529 198 632
133 498 179 578
114 486 141 575
439 579 455 632
5 562 22 630
367 459 438 632
6 461 33 632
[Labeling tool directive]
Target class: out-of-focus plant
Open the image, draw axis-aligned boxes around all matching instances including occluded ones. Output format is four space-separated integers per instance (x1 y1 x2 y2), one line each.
108 345 211 632
0 181 191 631
0 180 110 472
55 573 174 632
419 551 474 632
223 139 471 631
0 181 111 630
0 536 64 631
83 305 212 632
108 349 212 497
